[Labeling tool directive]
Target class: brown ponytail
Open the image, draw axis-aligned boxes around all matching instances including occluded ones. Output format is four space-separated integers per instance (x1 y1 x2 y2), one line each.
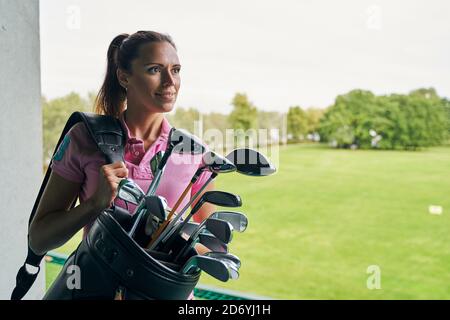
94 33 129 117
94 31 177 118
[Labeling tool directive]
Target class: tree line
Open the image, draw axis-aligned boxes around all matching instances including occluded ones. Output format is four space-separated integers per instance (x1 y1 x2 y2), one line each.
318 88 449 150
42 87 450 164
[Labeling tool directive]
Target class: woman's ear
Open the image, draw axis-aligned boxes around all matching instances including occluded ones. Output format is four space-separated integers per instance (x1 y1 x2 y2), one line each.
116 68 129 90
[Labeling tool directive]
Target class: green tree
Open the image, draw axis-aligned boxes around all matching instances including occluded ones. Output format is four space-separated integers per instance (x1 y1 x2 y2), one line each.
228 93 258 130
203 112 229 140
318 88 448 150
287 106 308 142
442 97 450 139
43 92 93 165
258 111 283 130
304 108 325 134
319 90 377 148
167 107 200 133
406 88 447 148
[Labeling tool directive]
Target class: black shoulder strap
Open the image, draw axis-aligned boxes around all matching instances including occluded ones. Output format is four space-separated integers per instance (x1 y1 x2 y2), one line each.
79 112 125 164
11 111 125 300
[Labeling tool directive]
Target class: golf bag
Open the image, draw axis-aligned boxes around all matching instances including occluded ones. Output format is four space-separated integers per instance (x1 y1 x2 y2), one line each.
12 111 200 300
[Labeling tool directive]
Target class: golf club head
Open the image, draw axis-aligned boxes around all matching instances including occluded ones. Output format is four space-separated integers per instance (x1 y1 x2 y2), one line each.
181 222 219 240
170 128 206 155
182 256 231 282
143 212 161 238
198 234 228 253
180 221 199 237
117 179 145 205
145 196 168 220
226 148 277 176
188 191 242 221
144 196 169 235
130 208 153 247
220 259 240 280
204 252 241 269
202 151 236 174
174 218 234 263
202 191 242 208
226 264 240 280
210 211 248 233
203 218 234 244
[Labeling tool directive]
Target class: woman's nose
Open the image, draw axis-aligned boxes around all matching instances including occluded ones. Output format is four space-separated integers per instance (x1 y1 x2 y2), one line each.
162 69 176 86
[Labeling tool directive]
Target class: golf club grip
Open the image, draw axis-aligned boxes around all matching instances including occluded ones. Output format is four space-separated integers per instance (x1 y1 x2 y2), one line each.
158 147 172 170
145 181 194 249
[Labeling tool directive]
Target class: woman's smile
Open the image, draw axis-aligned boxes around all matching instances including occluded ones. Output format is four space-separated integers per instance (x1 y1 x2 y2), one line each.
155 91 176 101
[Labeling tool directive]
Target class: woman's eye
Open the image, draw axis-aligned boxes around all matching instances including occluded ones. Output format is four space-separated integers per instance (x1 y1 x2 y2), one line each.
148 66 160 73
172 68 181 74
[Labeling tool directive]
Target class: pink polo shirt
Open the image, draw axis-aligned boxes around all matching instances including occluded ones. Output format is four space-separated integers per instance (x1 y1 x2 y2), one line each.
50 113 212 232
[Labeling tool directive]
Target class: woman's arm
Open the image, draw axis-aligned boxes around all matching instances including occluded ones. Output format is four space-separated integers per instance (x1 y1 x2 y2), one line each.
29 161 128 255
28 172 100 255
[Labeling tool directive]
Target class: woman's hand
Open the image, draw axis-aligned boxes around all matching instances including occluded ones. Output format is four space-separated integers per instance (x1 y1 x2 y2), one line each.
90 161 129 211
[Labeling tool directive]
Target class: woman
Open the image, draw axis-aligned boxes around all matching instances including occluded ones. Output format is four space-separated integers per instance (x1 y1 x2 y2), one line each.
29 31 215 270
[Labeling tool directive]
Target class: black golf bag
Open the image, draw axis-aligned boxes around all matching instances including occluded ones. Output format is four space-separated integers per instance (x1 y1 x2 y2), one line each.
12 111 200 300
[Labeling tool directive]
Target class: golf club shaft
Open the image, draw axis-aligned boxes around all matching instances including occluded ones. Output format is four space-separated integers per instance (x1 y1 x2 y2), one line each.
174 238 195 263
128 207 146 236
145 180 194 249
174 221 208 263
169 176 214 235
151 173 217 250
128 170 163 237
128 148 173 237
162 171 210 236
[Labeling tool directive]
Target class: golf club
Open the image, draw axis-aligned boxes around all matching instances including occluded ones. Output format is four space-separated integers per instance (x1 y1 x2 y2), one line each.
198 233 228 253
204 252 241 268
173 218 234 262
146 151 235 249
180 211 247 237
129 128 206 237
181 255 233 282
117 178 145 205
146 150 165 196
131 195 169 247
142 195 169 235
207 211 248 233
152 191 241 251
208 256 239 280
225 148 277 176
152 148 274 248
127 150 164 236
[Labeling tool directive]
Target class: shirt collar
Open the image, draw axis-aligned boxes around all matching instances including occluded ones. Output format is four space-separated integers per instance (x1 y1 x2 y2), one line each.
119 111 172 143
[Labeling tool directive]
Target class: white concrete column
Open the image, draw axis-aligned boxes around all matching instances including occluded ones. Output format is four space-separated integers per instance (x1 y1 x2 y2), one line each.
0 0 45 299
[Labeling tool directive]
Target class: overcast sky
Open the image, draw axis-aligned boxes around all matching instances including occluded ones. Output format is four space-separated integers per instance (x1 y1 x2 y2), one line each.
39 0 450 113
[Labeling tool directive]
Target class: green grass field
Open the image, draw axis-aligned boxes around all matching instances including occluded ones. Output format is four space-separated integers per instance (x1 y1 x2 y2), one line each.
46 144 450 299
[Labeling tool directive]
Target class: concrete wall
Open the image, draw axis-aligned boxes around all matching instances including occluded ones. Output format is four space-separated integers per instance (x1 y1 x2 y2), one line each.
0 0 45 299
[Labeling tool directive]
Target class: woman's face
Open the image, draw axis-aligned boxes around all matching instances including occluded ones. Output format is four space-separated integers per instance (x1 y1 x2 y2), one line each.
125 41 181 113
